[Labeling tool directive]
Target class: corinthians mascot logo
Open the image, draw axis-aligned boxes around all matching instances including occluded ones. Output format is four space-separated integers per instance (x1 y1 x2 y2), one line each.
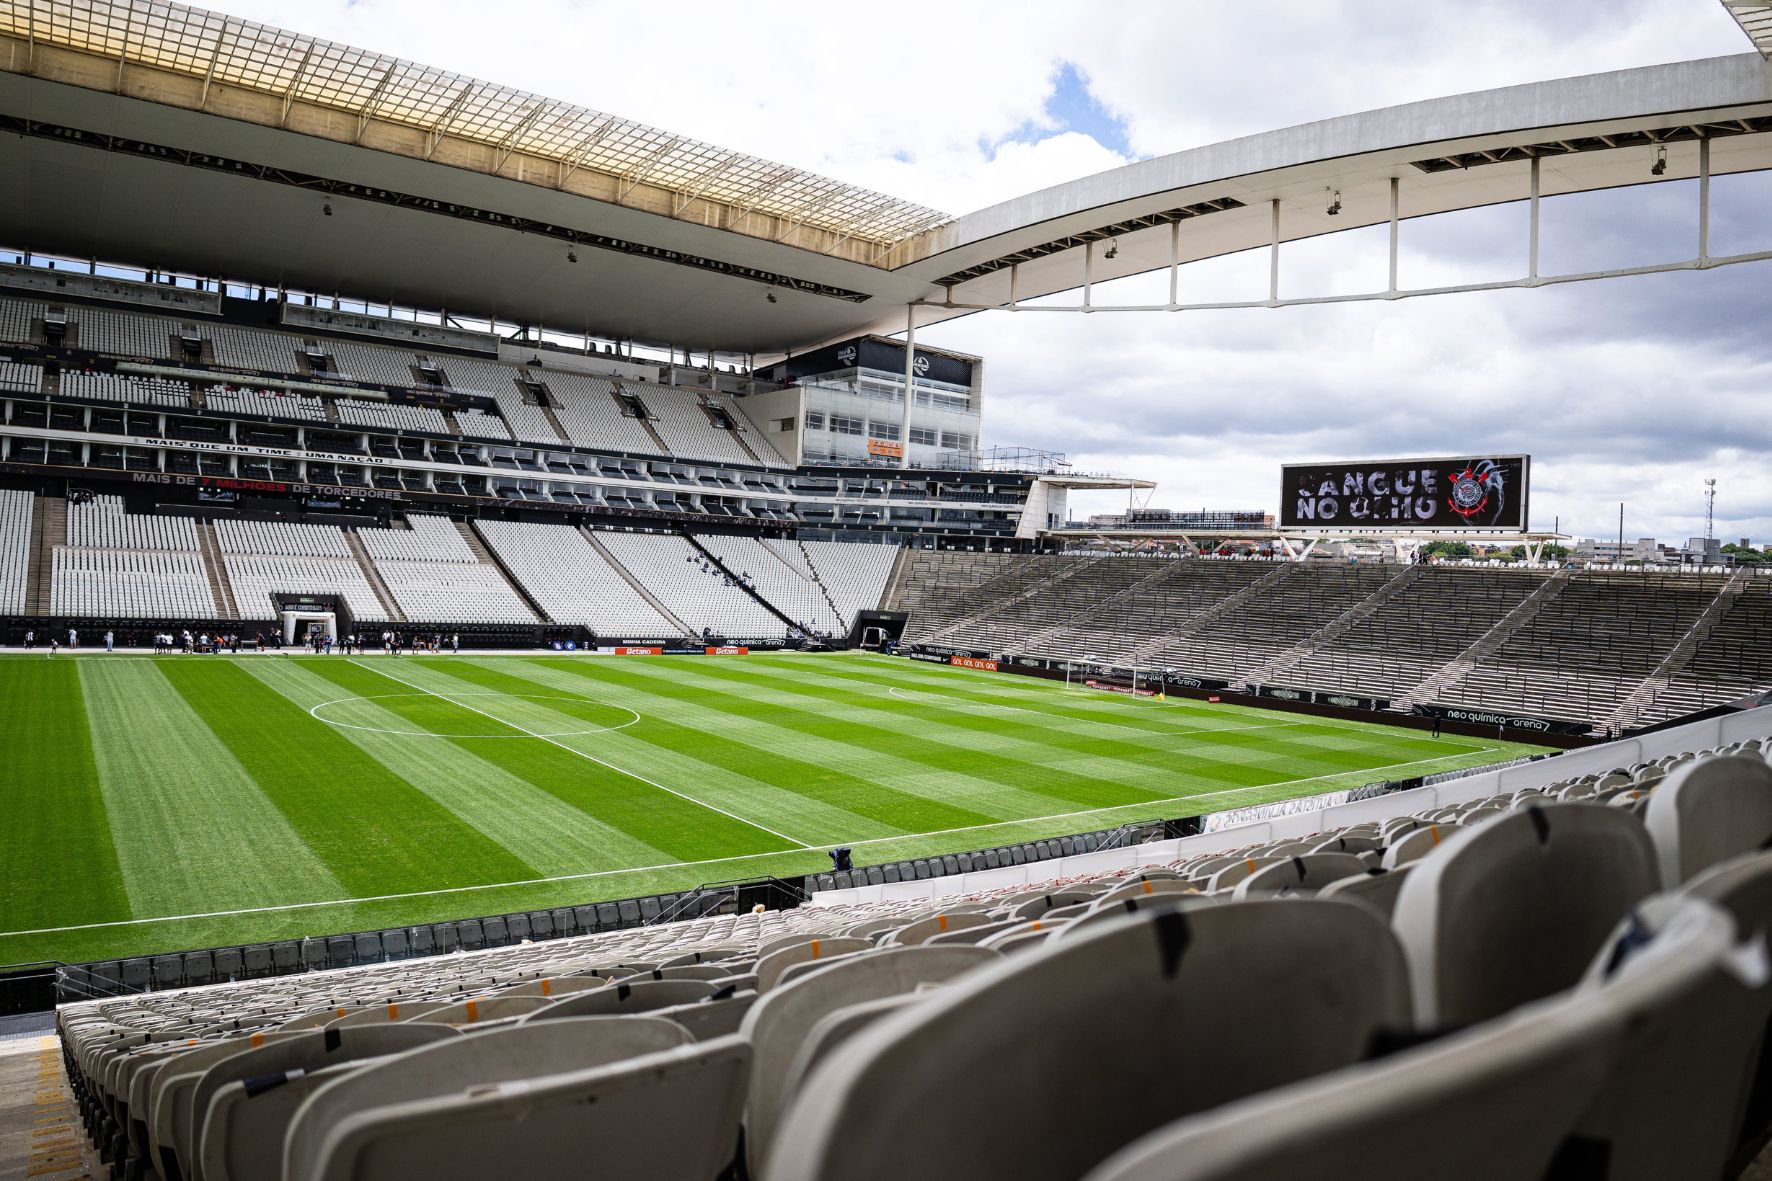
1445 459 1507 525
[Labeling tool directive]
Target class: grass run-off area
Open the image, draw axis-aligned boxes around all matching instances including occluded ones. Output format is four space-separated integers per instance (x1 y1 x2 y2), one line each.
0 650 1546 964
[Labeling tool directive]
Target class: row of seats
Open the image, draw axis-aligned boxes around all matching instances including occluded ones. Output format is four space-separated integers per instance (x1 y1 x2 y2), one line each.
0 485 32 613
472 519 679 636
61 371 195 410
890 552 1769 728
67 494 199 551
53 728 1772 1180
51 547 215 618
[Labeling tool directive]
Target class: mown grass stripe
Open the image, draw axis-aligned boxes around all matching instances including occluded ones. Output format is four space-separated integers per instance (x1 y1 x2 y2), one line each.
157 661 540 897
620 656 1324 798
237 659 680 875
317 658 805 859
80 660 343 919
0 659 128 936
435 652 1006 836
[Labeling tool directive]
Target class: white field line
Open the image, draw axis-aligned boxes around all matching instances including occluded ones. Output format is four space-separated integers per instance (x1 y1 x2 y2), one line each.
0 744 1503 940
347 659 813 849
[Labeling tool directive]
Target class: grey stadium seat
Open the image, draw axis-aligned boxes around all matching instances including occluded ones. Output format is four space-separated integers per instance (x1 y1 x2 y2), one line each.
1643 754 1772 886
1316 863 1414 919
283 1017 743 1181
740 945 999 1174
1392 802 1659 1024
768 898 1412 1181
1232 852 1367 898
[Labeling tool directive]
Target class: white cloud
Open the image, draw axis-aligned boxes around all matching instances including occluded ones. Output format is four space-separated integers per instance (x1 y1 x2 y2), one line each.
196 0 1772 544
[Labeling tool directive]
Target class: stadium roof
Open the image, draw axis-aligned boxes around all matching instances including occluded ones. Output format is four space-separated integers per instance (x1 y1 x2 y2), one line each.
1 1 1769 358
1723 1 1772 56
0 0 951 249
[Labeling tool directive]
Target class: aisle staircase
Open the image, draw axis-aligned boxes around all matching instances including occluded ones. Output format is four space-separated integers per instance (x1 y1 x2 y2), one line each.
343 530 407 623
194 520 239 619
25 494 61 615
1394 568 1573 712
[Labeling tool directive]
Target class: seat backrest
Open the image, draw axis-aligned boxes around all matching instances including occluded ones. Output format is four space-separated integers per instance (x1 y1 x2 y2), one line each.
1566 894 1766 1181
519 978 717 1019
407 994 555 1026
1644 755 1772 886
1317 864 1413 919
755 937 873 992
768 898 1411 1181
739 945 999 1172
1080 988 1622 1181
199 1059 370 1181
1233 853 1367 898
1392 802 1659 1024
285 1016 692 1181
882 911 996 947
185 1023 459 1178
1381 822 1459 868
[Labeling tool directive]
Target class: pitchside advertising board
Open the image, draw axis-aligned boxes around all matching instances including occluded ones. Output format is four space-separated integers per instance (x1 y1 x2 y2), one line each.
1281 455 1531 532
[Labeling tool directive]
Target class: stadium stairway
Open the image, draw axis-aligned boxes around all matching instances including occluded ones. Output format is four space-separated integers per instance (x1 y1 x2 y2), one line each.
580 528 696 636
682 533 810 634
1241 562 1428 688
1124 561 1299 664
342 530 407 623
25 494 60 615
1607 570 1750 732
1392 567 1573 713
194 520 239 620
0 1030 97 1180
456 520 552 622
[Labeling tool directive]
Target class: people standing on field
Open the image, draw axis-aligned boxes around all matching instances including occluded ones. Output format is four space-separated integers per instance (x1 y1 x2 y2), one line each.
105 630 113 652
68 627 77 648
23 629 32 649
452 633 460 654
49 637 58 658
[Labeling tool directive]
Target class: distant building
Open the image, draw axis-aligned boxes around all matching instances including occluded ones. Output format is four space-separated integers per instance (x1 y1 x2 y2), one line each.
1082 508 1275 531
1574 537 1661 563
1683 537 1724 565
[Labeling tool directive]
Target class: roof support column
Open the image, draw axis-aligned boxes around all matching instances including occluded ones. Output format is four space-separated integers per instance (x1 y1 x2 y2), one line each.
1268 199 1280 304
1528 154 1541 281
900 303 916 471
1387 177 1400 293
1009 262 1020 309
1168 218 1181 309
1699 135 1711 263
1083 240 1094 310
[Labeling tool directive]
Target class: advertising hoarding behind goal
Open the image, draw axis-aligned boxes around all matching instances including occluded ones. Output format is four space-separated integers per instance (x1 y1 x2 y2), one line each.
1280 455 1530 532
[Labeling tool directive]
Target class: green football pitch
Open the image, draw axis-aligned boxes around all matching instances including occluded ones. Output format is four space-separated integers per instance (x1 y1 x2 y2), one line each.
0 651 1545 965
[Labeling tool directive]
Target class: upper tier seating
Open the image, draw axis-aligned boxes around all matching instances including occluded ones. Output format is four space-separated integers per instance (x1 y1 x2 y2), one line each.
333 398 450 435
54 724 1772 1181
0 487 33 613
205 385 328 422
66 305 173 359
0 294 46 344
472 519 679 636
61 371 194 410
0 359 42 394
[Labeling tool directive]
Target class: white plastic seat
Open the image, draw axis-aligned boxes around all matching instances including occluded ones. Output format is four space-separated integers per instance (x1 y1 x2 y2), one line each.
739 945 999 1173
1392 802 1660 1024
754 937 873 992
768 899 1411 1181
1316 864 1413 918
1233 853 1367 898
1643 755 1772 886
284 1017 742 1181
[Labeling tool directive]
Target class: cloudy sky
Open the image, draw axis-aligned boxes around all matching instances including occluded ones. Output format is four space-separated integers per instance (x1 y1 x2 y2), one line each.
208 0 1769 543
